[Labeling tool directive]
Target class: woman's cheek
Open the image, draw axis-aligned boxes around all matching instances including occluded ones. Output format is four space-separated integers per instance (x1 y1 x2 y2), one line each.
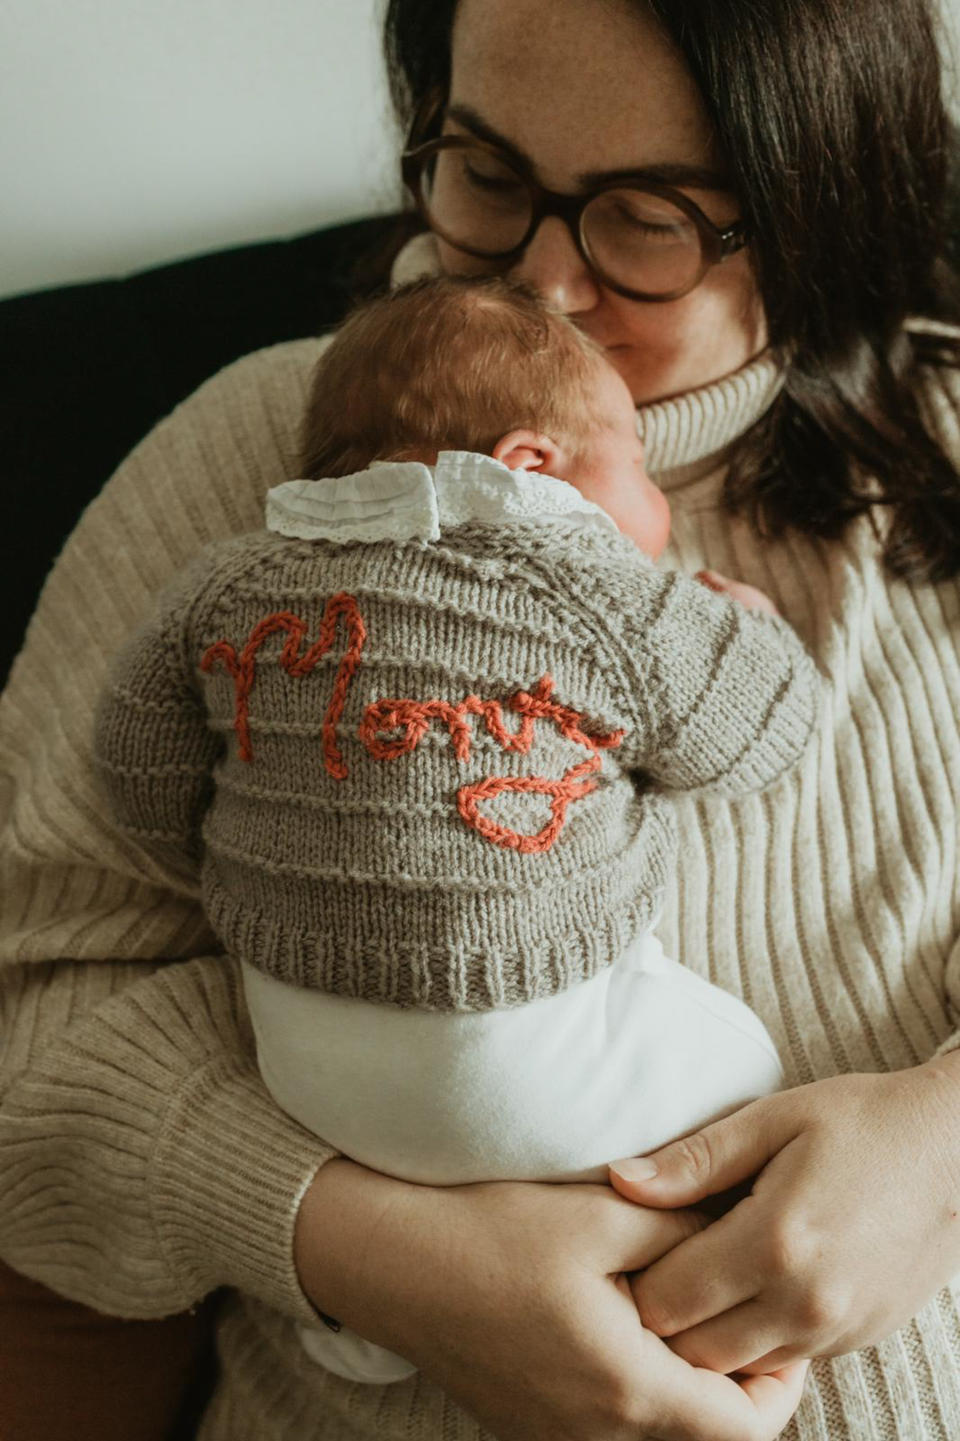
436 238 499 280
605 269 767 405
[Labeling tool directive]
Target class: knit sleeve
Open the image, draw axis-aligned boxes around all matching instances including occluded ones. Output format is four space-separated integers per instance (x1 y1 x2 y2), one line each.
634 572 818 794
0 955 331 1322
93 557 221 874
914 346 960 1059
558 537 818 795
0 339 335 1322
935 930 960 1061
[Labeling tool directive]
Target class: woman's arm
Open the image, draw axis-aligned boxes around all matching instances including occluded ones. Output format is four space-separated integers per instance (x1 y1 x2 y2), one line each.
0 954 330 1322
603 357 960 1377
0 338 330 1320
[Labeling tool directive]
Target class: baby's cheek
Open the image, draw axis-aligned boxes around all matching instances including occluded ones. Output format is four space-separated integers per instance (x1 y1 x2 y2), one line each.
623 484 671 560
646 486 672 560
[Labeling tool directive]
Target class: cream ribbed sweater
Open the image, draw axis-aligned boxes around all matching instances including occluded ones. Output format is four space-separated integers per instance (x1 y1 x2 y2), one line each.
2 324 960 1441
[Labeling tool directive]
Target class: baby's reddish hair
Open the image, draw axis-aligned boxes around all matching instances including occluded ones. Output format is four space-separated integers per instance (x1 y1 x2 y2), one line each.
300 275 606 479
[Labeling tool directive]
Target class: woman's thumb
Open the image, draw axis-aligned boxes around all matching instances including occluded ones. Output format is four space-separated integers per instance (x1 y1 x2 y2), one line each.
608 1097 790 1206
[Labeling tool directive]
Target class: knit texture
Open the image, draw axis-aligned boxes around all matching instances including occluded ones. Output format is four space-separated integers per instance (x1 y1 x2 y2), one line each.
94 483 815 1011
3 322 960 1439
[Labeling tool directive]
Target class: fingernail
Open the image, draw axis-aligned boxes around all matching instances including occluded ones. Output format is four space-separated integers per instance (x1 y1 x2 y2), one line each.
611 1157 659 1182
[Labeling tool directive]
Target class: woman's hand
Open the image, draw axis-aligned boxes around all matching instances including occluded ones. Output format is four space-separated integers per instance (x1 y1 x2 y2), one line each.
609 1055 960 1375
295 1159 808 1441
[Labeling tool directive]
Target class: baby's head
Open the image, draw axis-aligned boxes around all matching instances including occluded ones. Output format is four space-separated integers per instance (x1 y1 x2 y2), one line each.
301 276 670 558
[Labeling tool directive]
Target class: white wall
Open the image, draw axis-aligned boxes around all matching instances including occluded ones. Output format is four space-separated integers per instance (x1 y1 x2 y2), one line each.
2 0 960 303
0 0 399 300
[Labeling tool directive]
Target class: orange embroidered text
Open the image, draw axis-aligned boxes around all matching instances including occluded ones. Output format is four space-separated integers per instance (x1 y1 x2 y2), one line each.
359 674 624 853
458 755 603 854
358 674 623 763
200 595 365 775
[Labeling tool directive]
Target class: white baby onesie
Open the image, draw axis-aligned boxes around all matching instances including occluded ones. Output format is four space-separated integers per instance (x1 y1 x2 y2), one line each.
244 931 783 1383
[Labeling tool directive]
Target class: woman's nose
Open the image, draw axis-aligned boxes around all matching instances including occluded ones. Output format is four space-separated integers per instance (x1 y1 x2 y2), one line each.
509 216 602 315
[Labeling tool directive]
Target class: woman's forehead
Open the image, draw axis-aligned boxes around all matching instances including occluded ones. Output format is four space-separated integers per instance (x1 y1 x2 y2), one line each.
449 0 723 190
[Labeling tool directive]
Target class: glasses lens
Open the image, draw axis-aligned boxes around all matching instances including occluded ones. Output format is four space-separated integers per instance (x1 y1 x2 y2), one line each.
419 144 532 256
583 189 703 297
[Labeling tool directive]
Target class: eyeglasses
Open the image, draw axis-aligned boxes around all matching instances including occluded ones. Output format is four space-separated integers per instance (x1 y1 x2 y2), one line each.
401 103 747 304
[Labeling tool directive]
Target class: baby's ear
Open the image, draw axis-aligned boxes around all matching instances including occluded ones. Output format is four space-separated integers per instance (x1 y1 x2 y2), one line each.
492 430 563 473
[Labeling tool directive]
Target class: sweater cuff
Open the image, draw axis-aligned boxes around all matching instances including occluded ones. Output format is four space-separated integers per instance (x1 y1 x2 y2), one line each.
933 1031 960 1061
152 1056 336 1326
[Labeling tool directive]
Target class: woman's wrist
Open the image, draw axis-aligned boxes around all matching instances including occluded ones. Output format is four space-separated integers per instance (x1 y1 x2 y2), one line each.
293 1157 426 1345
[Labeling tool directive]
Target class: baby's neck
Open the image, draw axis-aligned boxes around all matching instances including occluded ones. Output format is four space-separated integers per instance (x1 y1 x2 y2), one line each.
379 447 443 467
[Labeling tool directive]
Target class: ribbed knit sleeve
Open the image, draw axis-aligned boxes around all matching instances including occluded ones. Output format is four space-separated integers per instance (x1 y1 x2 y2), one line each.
94 556 222 873
913 352 960 1062
637 576 818 793
0 339 334 1322
553 539 818 795
0 955 329 1321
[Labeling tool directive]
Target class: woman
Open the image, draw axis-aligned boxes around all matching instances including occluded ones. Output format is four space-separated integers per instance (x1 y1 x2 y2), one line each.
2 1 960 1438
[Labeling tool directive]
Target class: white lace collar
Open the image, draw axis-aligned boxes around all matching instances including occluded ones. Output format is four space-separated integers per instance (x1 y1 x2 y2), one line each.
265 450 621 546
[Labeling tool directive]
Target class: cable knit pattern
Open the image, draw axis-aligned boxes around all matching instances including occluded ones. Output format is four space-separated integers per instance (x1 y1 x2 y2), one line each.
3 319 960 1438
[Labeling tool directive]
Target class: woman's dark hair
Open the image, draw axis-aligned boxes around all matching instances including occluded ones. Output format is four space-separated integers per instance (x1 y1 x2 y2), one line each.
384 0 960 580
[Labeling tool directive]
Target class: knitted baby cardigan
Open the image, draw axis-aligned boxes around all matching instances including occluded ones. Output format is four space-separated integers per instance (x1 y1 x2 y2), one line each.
4 307 960 1440
94 452 816 1012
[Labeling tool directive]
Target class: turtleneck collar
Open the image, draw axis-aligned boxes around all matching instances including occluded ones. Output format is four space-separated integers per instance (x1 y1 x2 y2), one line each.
637 351 784 489
391 231 786 497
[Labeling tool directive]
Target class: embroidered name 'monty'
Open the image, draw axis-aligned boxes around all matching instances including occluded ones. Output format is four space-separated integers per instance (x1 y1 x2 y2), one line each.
357 674 624 763
201 601 625 852
360 674 625 853
457 754 604 854
200 595 366 775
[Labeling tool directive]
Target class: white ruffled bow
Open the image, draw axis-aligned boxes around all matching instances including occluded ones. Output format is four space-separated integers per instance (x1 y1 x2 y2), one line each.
265 451 619 545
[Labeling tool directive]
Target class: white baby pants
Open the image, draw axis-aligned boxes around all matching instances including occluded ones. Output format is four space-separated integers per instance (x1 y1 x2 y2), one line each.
242 931 783 1384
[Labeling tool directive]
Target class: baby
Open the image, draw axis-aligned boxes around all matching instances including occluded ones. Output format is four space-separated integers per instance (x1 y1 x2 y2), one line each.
95 276 817 1384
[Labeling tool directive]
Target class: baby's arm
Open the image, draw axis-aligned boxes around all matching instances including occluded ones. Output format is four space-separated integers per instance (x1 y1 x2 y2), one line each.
94 558 221 873
554 532 818 797
640 570 817 796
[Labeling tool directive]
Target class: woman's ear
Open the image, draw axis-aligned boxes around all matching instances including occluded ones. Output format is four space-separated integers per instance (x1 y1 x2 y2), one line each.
491 430 564 474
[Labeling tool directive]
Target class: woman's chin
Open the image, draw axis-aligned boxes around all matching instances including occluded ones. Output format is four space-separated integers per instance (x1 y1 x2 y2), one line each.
608 343 758 408
605 348 691 407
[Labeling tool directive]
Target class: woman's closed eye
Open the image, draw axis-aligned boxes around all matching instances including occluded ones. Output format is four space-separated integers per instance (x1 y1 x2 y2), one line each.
461 159 528 203
608 197 694 245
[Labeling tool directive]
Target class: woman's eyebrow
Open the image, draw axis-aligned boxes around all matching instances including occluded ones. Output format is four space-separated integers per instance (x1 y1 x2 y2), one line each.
444 103 732 192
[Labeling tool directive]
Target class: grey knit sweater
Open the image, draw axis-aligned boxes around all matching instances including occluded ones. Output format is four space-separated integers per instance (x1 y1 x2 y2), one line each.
94 468 816 1011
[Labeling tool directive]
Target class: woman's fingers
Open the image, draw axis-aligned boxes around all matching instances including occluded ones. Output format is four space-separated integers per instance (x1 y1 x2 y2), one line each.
737 1362 811 1427
629 1333 808 1441
609 1096 801 1209
737 1346 805 1376
627 1204 756 1336
297 1167 806 1441
606 1189 709 1273
659 1297 789 1375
